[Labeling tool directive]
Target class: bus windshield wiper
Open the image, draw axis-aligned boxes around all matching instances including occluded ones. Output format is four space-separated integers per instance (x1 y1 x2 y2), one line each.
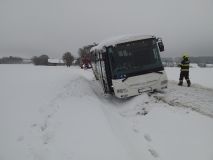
122 75 129 82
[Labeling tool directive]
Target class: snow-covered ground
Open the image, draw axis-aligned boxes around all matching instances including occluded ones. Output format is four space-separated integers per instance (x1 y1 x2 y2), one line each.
0 64 213 160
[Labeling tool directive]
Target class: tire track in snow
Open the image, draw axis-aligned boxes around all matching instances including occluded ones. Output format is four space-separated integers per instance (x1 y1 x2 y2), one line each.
23 69 213 160
88 79 162 159
88 76 213 159
151 81 213 118
87 73 213 160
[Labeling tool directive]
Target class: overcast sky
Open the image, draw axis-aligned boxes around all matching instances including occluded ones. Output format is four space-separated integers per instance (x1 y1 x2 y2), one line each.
0 0 213 58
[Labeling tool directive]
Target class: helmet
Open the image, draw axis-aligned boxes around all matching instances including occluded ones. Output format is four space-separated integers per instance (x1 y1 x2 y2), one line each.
182 53 189 59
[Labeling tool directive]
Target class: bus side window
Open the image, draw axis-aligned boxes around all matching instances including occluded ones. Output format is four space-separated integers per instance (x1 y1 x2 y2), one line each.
91 51 95 63
94 52 98 63
99 52 102 60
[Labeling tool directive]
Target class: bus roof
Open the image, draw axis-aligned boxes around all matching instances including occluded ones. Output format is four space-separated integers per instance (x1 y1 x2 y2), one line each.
90 34 155 52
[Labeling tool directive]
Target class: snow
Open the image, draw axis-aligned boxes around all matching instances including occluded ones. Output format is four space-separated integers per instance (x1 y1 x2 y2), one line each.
165 67 213 89
190 63 199 68
0 64 213 160
91 34 154 52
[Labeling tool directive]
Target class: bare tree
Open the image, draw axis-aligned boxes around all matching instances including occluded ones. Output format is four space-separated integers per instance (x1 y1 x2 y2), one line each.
62 52 74 67
0 56 23 64
78 44 97 68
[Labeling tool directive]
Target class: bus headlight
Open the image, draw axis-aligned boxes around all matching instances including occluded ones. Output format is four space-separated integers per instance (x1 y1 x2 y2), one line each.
117 89 128 93
161 80 168 85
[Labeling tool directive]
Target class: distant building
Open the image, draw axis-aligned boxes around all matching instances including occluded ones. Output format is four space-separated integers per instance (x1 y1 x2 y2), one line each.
197 63 206 67
22 59 32 64
206 64 213 68
48 59 65 66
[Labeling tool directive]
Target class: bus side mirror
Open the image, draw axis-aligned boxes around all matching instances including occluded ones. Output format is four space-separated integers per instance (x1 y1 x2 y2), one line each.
157 38 164 52
158 42 164 52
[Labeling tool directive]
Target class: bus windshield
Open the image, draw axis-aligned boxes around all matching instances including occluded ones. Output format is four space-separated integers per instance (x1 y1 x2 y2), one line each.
107 39 163 79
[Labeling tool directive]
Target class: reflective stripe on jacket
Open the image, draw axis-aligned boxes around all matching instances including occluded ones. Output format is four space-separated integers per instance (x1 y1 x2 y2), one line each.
179 59 190 71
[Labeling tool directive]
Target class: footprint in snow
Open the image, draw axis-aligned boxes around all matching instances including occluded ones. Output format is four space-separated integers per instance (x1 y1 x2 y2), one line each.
133 128 140 133
144 134 152 142
40 122 48 132
42 133 53 145
136 108 148 116
148 148 159 158
17 136 24 142
31 123 37 128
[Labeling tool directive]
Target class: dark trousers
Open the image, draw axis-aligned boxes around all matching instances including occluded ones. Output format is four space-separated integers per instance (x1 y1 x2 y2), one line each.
179 71 191 86
179 71 189 81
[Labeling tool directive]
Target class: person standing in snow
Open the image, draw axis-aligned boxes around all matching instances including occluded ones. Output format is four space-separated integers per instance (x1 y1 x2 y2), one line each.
178 54 191 87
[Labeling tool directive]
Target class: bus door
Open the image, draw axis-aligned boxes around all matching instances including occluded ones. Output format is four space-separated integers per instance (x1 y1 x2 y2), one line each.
98 52 108 93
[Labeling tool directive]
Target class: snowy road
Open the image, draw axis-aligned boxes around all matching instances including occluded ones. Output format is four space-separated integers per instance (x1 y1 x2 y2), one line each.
0 65 213 160
153 81 213 118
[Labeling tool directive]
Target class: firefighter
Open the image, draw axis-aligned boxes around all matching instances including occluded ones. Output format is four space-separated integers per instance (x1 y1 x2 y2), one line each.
178 54 191 87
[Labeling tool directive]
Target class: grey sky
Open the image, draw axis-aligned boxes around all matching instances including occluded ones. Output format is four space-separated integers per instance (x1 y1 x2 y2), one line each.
0 0 213 58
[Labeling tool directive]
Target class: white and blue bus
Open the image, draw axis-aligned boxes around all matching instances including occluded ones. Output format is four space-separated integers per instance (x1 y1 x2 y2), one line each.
90 34 168 98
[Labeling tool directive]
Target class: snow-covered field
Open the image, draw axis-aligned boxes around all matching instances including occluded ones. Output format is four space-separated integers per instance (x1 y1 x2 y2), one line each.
0 64 213 160
165 67 213 89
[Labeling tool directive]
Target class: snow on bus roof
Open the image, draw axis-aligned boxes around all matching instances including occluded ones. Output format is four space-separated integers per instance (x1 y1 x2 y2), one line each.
90 34 155 52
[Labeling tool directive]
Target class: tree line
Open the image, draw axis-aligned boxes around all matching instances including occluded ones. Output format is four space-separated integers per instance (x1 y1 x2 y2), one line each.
31 44 96 67
0 56 23 64
162 56 213 67
2 46 212 67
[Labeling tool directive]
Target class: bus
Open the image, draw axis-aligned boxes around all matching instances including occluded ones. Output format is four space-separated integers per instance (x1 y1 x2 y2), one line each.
90 34 168 98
